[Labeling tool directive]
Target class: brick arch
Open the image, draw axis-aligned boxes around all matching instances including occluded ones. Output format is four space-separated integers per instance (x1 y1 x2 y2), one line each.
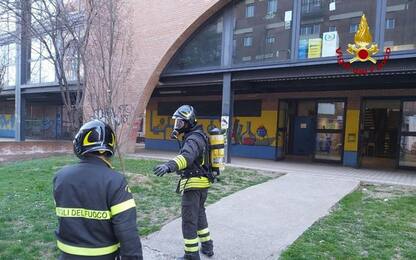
124 0 232 152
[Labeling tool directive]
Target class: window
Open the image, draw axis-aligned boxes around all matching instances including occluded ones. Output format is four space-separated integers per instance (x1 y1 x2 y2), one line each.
384 0 416 51
267 0 278 15
386 18 395 30
0 2 16 35
243 36 253 47
301 26 311 36
165 16 223 72
0 43 16 87
299 0 376 59
246 4 255 18
350 24 359 33
301 24 320 36
400 101 416 167
315 102 345 162
266 36 276 44
63 0 82 13
301 0 322 14
31 0 57 25
233 0 293 64
29 38 56 84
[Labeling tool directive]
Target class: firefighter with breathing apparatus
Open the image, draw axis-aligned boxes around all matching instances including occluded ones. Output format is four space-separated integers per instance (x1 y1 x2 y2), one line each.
153 105 225 260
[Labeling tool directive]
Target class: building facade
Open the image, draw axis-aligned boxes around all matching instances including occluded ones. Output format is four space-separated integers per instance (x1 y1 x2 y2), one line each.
0 0 81 141
1 0 415 170
144 0 416 170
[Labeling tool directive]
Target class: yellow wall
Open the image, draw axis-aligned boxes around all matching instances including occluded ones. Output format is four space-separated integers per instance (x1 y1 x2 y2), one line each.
344 110 360 152
146 109 221 140
145 100 278 147
231 110 277 146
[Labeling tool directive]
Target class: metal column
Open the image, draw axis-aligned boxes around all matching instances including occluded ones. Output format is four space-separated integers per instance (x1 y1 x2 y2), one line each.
15 0 30 141
222 73 233 163
221 6 234 163
14 23 23 141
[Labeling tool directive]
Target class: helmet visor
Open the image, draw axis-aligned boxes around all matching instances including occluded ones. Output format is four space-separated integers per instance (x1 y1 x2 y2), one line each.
174 118 186 131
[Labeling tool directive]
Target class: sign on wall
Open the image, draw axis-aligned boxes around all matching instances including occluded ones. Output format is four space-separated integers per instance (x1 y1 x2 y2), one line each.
308 38 322 58
322 31 339 57
221 116 229 130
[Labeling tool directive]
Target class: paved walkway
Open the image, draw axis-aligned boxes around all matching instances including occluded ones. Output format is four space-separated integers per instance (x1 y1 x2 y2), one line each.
142 173 359 260
129 149 416 187
130 148 416 259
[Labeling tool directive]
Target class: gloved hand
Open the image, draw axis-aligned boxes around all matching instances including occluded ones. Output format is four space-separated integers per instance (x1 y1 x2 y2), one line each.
153 164 170 177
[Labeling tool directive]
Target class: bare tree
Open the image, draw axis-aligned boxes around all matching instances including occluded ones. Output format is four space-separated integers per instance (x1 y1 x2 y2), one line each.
0 60 5 93
0 0 96 135
85 0 134 171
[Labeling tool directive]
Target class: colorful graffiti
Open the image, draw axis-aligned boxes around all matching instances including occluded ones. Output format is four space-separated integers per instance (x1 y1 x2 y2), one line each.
231 114 276 146
0 114 15 138
146 108 277 147
146 110 221 140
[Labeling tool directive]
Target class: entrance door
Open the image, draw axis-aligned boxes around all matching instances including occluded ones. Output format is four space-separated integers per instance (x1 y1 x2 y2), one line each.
289 100 315 158
360 99 401 169
314 101 345 162
399 100 416 168
276 101 288 160
293 116 315 155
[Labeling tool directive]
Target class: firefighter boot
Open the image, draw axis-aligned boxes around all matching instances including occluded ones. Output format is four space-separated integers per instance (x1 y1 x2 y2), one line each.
176 252 201 260
201 240 214 257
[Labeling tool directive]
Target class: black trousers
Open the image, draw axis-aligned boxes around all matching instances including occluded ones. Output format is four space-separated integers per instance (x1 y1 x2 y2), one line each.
182 189 213 258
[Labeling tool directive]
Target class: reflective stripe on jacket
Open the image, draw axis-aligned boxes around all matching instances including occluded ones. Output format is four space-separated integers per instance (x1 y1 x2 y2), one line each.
167 125 211 192
53 156 143 259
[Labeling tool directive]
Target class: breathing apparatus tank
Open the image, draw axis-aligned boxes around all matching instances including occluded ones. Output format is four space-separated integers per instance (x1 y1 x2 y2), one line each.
208 127 225 176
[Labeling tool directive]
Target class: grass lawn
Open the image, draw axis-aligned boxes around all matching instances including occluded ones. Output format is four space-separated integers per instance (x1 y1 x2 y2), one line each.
0 156 274 259
280 184 416 260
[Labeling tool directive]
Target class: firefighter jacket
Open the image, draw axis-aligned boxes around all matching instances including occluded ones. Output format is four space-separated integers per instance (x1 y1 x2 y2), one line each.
53 156 143 259
166 125 211 193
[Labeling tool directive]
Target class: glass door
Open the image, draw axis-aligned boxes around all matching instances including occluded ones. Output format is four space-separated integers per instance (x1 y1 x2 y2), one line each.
276 101 288 160
314 101 345 162
399 101 416 168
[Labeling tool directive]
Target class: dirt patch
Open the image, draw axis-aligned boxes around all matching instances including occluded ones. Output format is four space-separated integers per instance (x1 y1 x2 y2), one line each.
32 241 56 259
228 167 284 178
7 219 34 234
362 184 416 200
0 153 70 165
126 172 153 186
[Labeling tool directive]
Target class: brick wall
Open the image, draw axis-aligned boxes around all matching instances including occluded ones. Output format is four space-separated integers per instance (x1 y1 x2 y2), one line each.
82 0 230 153
0 141 72 156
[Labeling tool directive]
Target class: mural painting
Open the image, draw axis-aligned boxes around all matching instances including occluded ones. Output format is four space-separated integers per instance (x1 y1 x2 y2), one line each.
146 108 277 147
146 110 221 140
0 114 15 138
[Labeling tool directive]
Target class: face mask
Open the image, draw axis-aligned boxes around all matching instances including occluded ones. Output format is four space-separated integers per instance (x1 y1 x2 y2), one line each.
171 118 186 139
174 118 185 131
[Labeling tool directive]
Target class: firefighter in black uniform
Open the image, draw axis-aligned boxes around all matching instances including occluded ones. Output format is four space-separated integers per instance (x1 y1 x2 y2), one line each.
53 120 143 260
153 105 214 260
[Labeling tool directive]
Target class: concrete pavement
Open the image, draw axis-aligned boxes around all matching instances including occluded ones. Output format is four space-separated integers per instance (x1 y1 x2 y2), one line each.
129 148 416 187
130 148 416 259
142 174 359 260
141 171 359 259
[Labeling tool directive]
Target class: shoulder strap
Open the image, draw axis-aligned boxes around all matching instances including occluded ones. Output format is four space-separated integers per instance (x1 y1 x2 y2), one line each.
188 131 211 170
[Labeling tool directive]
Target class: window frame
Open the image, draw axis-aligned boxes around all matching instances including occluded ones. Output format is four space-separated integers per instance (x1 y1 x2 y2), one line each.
162 0 416 76
385 18 395 30
267 0 278 15
245 3 255 18
243 36 253 47
349 24 359 33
